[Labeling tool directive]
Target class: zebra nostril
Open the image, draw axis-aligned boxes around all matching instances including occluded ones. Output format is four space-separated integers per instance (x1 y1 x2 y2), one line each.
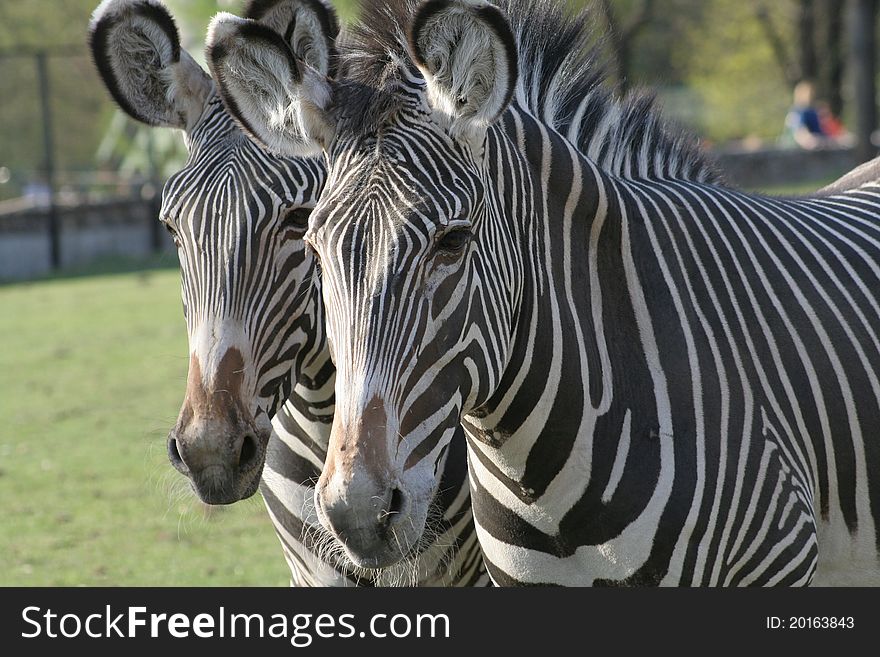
385 487 408 527
238 434 258 469
389 487 404 514
167 437 185 470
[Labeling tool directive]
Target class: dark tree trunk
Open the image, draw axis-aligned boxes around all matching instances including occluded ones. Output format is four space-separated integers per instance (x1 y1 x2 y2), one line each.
818 0 845 117
753 2 797 86
851 0 878 163
798 0 818 82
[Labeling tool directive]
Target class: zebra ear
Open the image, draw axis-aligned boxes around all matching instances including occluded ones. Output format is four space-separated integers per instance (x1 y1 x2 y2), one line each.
408 0 518 136
244 0 340 77
206 13 334 157
89 0 212 131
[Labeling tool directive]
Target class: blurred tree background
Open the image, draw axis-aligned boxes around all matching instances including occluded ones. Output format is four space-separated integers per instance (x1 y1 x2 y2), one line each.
0 0 878 201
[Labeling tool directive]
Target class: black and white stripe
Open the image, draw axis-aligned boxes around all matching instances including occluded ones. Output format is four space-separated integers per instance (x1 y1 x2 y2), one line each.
169 97 485 586
90 0 487 587
212 0 880 585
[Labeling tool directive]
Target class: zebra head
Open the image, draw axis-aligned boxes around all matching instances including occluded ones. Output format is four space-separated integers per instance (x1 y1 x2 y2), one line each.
209 0 519 564
90 0 338 504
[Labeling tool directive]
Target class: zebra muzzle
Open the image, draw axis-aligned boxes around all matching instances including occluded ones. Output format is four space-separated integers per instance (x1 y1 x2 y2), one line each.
315 469 413 568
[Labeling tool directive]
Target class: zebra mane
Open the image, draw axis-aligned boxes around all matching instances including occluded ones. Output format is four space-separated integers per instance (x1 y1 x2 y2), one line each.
336 0 722 184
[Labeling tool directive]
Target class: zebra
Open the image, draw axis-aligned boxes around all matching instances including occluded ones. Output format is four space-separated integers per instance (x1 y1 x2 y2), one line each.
89 0 486 586
209 0 880 585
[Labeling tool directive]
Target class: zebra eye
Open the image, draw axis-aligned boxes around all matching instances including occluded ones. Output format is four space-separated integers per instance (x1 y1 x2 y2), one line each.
280 207 312 233
437 227 471 254
163 220 180 247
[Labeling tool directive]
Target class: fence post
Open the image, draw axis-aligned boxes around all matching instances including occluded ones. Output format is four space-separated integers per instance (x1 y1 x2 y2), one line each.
36 51 60 269
146 131 163 253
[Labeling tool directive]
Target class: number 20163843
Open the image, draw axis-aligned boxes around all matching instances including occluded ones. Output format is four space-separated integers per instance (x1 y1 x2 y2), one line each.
766 616 854 630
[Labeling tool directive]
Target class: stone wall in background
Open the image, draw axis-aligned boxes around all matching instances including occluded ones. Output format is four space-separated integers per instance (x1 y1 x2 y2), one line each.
0 198 174 281
715 146 858 190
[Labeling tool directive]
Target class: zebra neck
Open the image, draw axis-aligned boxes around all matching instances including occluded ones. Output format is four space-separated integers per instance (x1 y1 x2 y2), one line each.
465 116 664 505
271 293 335 472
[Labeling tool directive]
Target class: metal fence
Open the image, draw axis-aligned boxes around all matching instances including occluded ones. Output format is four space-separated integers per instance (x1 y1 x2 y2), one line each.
0 44 174 275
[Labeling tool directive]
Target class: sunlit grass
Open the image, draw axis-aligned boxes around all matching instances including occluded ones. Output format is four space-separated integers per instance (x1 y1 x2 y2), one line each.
751 177 838 198
0 261 288 586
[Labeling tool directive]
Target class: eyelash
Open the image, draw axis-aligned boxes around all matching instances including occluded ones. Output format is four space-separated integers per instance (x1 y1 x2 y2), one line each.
436 225 471 253
280 207 312 232
163 220 180 246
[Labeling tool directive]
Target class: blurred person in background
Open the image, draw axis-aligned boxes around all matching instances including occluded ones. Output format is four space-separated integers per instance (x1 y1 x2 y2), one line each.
784 80 829 149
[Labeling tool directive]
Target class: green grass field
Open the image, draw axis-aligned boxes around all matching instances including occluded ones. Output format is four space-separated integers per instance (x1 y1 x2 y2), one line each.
754 177 838 197
0 258 289 586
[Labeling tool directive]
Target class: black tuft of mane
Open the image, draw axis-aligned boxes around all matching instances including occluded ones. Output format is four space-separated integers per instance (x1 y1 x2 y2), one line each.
335 0 722 183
